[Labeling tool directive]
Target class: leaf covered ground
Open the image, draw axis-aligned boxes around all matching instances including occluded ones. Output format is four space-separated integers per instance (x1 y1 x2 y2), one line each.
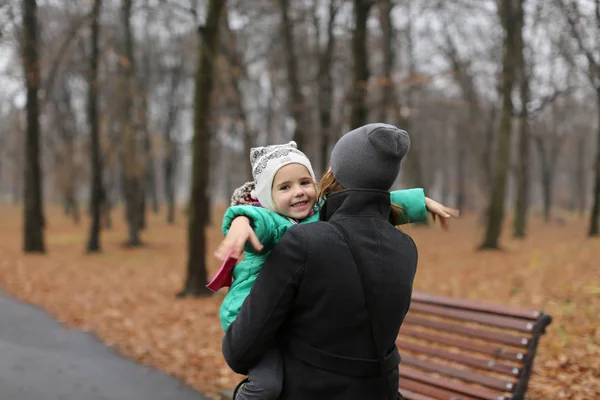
0 204 598 399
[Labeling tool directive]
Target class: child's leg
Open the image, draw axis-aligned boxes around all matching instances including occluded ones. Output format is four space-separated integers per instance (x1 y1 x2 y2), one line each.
235 348 283 400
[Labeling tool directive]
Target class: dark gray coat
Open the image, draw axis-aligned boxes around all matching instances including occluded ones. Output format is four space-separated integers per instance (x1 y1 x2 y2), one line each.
222 189 418 400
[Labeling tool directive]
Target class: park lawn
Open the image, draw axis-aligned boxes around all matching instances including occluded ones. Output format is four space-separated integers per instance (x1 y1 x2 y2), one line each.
0 204 598 399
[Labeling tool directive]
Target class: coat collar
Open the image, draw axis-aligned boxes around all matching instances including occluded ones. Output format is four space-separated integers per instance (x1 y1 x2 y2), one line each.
320 189 391 221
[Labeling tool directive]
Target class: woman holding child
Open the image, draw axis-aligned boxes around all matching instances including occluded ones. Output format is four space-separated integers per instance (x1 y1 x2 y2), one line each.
213 123 458 399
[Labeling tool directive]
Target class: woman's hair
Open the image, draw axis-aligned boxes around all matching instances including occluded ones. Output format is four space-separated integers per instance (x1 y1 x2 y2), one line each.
317 169 407 228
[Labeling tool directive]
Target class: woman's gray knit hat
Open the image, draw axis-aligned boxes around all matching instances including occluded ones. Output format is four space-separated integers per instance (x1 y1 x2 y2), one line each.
330 123 410 191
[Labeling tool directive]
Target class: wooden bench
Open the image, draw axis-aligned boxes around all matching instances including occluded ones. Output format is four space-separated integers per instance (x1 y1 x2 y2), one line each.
218 292 552 400
397 292 552 400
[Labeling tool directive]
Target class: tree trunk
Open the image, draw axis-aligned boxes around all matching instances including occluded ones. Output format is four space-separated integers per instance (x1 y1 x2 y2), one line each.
222 14 254 181
541 169 553 222
22 0 45 253
377 0 393 123
456 132 466 210
279 0 305 149
141 12 159 216
179 0 227 298
397 11 427 197
534 136 552 221
145 133 158 214
266 81 277 145
139 101 150 230
87 0 103 252
480 0 518 250
120 0 143 246
481 106 496 199
242 127 253 181
52 86 80 226
317 0 338 176
163 60 182 225
589 95 600 236
349 0 373 130
575 134 586 217
513 111 530 235
534 123 564 223
443 44 471 210
441 131 451 205
103 189 113 230
513 0 529 238
165 147 176 224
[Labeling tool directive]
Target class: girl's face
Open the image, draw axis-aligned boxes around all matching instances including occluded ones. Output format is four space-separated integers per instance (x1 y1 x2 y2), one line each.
271 163 317 220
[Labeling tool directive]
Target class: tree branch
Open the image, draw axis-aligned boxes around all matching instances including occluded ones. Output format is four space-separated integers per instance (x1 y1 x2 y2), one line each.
553 0 599 87
158 0 197 20
527 86 578 117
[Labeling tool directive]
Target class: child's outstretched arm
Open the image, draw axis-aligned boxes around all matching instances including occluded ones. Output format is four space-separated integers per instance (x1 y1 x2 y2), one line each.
390 188 459 228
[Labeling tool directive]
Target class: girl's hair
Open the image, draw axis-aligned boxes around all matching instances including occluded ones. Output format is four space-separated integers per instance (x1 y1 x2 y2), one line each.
317 168 345 199
317 169 407 227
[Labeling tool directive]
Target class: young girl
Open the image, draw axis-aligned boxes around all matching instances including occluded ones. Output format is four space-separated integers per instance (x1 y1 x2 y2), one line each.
209 141 458 400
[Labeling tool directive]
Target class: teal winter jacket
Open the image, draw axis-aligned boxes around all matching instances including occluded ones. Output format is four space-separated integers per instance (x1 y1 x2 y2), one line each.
219 188 427 331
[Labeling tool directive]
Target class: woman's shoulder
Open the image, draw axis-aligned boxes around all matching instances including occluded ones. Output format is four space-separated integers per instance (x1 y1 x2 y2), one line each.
284 220 340 248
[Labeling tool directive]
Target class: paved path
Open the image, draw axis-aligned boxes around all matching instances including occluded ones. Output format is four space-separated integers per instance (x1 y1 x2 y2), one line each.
0 290 210 400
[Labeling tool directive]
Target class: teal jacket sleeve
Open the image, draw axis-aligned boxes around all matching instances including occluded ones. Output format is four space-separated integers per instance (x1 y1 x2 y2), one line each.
390 188 427 224
222 206 280 251
223 226 306 374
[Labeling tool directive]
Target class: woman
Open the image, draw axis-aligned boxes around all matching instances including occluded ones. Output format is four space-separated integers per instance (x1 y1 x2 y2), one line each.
222 124 424 399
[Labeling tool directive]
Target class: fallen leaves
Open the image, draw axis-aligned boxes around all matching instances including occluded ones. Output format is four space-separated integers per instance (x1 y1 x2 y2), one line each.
0 204 598 399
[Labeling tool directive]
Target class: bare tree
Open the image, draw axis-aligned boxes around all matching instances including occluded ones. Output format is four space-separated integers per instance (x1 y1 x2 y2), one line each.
349 0 374 129
120 0 143 246
51 83 80 224
513 0 530 238
377 0 393 123
316 0 340 176
87 0 103 252
480 0 520 249
533 104 567 222
22 0 45 253
279 0 306 149
573 126 588 216
140 4 159 221
221 13 254 181
179 0 228 298
163 57 184 225
553 0 600 236
397 1 427 194
442 29 480 211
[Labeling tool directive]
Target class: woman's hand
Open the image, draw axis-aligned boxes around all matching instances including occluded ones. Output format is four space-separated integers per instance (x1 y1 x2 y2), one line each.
425 197 460 230
214 216 264 260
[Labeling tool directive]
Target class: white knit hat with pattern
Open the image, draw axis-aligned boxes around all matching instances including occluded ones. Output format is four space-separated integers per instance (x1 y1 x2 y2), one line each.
250 141 316 212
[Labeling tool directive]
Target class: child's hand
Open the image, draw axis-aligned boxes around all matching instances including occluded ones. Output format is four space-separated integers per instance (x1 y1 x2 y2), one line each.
425 197 460 230
214 216 263 260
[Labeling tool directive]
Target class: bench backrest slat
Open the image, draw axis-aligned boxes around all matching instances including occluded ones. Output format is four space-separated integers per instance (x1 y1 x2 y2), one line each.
399 326 525 362
400 341 520 376
400 367 509 400
404 314 529 348
409 303 535 333
401 379 480 400
402 355 517 392
411 292 540 320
